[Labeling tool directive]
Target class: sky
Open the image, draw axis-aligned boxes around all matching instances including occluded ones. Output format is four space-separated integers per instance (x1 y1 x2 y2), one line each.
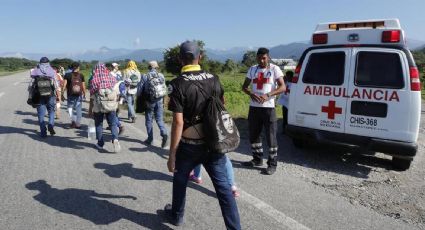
0 0 424 53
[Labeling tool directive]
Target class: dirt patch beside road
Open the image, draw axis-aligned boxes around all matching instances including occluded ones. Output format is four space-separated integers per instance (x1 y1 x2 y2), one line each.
273 110 425 229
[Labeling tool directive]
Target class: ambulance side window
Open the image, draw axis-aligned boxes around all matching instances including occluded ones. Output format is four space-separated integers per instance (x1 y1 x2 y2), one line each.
303 52 345 85
355 52 404 89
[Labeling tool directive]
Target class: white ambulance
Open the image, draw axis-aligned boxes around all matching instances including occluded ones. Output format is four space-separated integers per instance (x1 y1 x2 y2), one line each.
286 19 422 170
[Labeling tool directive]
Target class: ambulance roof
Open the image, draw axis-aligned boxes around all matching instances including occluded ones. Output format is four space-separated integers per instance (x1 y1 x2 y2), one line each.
311 19 405 46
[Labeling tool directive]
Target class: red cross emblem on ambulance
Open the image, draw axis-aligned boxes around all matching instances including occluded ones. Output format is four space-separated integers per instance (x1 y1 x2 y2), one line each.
253 72 270 90
321 100 342 119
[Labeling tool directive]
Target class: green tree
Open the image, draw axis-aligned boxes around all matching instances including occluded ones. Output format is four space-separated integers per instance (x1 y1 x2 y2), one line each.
163 40 207 75
50 58 74 69
222 59 238 73
241 50 257 68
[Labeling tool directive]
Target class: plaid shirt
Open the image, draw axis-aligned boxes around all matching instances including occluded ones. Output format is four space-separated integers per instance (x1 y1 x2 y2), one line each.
90 64 116 95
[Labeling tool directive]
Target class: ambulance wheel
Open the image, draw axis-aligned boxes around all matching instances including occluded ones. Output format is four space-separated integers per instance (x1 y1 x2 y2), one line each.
292 138 304 148
391 157 412 171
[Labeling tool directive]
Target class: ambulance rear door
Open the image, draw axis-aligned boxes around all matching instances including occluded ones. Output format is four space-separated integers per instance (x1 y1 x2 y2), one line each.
345 47 412 141
291 48 351 133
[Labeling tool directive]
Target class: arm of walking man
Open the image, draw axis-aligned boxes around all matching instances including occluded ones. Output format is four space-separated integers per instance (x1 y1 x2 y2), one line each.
168 112 184 173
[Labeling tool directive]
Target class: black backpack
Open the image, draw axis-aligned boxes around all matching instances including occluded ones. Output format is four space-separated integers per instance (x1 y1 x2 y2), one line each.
187 76 240 154
35 76 54 97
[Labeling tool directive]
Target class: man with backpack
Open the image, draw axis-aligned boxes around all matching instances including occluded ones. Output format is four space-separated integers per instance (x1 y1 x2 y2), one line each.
164 41 241 229
138 61 168 147
63 62 86 129
29 57 59 138
88 63 121 153
123 60 141 123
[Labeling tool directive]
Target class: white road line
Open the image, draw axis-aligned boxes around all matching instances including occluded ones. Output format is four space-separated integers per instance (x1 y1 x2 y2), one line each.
13 81 20 86
0 92 4 98
125 120 310 230
239 190 311 230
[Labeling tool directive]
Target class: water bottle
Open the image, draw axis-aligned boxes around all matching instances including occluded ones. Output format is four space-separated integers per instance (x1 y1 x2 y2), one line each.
87 120 96 140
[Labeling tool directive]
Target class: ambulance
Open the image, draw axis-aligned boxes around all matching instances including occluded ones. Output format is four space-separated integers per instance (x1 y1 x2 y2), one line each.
286 19 422 170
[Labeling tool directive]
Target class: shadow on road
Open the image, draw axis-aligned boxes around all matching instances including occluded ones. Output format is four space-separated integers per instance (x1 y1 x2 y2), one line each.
128 144 169 159
25 180 172 229
94 163 217 198
232 118 393 179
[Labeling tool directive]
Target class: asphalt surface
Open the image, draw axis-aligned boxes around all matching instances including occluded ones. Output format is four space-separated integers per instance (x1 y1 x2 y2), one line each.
0 71 421 230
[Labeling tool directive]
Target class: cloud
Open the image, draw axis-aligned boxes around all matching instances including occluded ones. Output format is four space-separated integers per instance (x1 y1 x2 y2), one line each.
133 37 141 47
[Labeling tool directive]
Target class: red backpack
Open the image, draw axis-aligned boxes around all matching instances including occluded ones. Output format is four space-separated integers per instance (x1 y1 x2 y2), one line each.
70 73 82 95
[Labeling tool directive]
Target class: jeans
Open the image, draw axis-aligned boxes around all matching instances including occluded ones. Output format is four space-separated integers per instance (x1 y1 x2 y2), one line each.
67 95 82 125
172 142 241 230
36 96 56 136
127 94 136 119
193 156 235 186
93 112 118 147
145 99 167 141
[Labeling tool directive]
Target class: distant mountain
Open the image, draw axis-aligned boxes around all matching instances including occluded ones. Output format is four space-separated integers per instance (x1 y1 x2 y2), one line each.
407 39 425 51
269 42 310 60
205 47 255 62
72 47 133 61
0 43 308 62
108 49 164 62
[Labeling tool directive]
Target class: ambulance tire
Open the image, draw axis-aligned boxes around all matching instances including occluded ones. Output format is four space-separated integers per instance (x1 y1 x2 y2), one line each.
292 138 304 148
391 157 412 171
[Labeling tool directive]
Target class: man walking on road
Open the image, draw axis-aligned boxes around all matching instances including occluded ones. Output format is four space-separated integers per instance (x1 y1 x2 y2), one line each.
63 62 86 129
242 47 286 175
139 60 168 147
123 60 141 123
165 41 241 229
30 57 59 138
89 63 121 153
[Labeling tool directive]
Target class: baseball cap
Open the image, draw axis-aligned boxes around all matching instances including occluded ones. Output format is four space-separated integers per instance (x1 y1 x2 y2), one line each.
112 63 119 67
179 41 200 58
39 57 49 63
148 61 159 69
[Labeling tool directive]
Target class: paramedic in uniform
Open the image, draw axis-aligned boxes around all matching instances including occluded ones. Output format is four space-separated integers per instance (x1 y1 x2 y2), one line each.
242 47 286 175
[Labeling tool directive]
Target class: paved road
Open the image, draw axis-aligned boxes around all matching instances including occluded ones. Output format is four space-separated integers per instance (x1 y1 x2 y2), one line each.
0 72 420 230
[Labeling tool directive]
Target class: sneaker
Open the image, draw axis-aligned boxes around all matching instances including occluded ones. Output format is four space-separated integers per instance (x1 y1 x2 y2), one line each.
163 204 184 226
113 140 121 153
70 121 76 129
242 159 263 167
263 166 276 175
231 186 240 198
95 143 104 150
144 139 152 145
118 126 124 135
40 132 47 138
161 135 168 148
48 126 56 136
189 175 203 184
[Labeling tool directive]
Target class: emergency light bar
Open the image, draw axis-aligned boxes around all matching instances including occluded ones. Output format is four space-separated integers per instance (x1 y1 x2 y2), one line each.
329 21 385 30
312 19 403 45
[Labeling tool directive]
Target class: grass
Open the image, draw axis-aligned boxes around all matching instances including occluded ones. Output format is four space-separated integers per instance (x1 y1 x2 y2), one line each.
0 69 29 77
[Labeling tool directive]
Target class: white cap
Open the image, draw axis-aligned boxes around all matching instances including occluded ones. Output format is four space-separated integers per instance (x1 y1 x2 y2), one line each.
148 61 159 69
112 63 119 67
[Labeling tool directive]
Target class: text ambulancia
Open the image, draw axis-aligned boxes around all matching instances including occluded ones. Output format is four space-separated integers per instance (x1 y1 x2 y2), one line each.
286 19 422 170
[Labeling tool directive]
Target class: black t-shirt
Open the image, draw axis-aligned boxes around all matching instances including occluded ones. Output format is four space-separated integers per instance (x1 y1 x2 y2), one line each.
64 72 85 96
168 70 224 130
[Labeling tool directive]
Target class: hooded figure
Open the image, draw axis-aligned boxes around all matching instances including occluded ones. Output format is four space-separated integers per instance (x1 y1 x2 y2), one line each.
30 57 56 79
